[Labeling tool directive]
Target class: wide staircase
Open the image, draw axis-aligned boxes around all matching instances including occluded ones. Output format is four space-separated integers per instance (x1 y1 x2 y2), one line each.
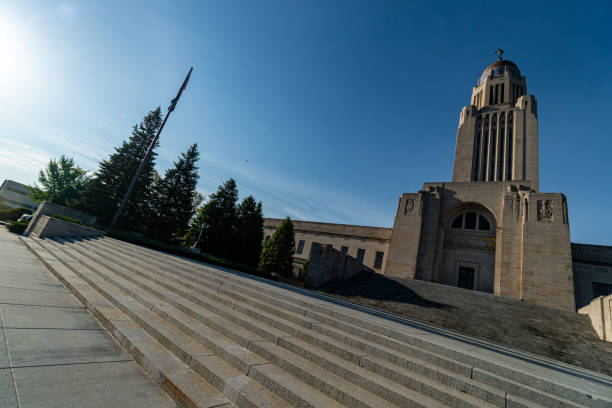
20 235 612 408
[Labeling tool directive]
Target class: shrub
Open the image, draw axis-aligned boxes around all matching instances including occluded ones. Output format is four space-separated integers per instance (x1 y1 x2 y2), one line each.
0 206 33 221
51 214 91 227
299 259 310 282
5 220 29 234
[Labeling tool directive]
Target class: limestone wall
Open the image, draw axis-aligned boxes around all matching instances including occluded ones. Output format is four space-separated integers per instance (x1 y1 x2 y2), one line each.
578 294 612 342
305 243 374 288
29 215 104 239
25 201 97 237
572 243 612 309
263 218 391 273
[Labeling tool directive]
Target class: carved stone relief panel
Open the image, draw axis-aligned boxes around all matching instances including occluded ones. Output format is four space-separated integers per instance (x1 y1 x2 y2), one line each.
537 199 553 221
404 198 415 215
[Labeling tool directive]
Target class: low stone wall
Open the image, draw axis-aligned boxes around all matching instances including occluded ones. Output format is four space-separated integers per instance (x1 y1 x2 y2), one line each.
24 201 97 237
305 243 374 288
578 294 612 342
572 242 612 309
28 215 104 239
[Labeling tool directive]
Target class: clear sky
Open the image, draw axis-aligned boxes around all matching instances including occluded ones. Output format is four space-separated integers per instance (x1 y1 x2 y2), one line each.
1 1 611 245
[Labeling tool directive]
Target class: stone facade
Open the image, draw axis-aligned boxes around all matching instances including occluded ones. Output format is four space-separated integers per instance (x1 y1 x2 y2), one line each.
0 179 38 210
263 218 391 273
304 243 374 288
572 243 612 309
264 57 608 312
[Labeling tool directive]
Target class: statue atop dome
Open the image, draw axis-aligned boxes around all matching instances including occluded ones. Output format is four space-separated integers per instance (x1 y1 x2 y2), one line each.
494 48 504 61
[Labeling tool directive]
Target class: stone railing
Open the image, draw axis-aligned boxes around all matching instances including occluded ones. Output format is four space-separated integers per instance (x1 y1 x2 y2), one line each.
578 294 612 342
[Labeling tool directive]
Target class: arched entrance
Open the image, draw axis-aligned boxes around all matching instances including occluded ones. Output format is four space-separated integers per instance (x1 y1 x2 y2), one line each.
439 203 496 292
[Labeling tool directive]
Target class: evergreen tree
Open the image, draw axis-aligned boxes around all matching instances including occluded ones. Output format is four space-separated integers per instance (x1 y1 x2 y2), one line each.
78 108 162 229
29 155 89 206
259 217 295 277
184 178 238 259
150 144 200 243
233 196 264 266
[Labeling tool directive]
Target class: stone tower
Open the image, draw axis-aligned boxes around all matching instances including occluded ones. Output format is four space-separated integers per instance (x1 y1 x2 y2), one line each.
384 55 575 311
453 59 539 190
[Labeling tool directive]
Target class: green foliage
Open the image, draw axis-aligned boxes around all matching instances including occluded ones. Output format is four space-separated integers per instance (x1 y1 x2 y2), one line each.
5 220 29 234
259 217 296 277
0 203 32 221
233 196 264 267
149 144 200 244
299 259 310 282
106 229 274 280
29 155 89 206
51 214 92 227
184 178 239 259
183 180 264 267
78 108 162 230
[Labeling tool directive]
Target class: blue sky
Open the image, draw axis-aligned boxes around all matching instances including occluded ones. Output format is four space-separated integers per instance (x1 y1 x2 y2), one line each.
1 1 611 245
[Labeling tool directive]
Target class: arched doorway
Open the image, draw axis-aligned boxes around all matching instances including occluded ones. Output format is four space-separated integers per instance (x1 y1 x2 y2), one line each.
439 204 496 292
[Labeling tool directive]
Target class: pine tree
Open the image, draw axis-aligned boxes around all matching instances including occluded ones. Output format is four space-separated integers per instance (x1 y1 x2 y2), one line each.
184 178 238 259
259 217 295 277
150 144 200 243
234 196 264 266
78 108 162 229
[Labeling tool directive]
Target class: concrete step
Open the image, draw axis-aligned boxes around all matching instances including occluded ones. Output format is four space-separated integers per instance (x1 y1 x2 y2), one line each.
58 237 453 408
20 237 235 408
36 237 422 408
27 237 332 408
72 237 509 408
83 237 515 407
27 235 612 408
91 236 603 408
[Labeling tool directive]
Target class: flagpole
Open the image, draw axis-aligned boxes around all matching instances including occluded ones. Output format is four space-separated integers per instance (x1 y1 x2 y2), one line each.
109 66 193 230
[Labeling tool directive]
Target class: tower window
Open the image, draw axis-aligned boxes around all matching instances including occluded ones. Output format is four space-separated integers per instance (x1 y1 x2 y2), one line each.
507 111 514 179
501 83 504 103
489 113 497 181
489 86 494 105
472 116 482 181
495 84 499 104
498 113 505 181
341 246 349 254
481 116 490 181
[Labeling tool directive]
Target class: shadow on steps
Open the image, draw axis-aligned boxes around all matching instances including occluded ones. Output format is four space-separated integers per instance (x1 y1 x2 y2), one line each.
317 271 454 310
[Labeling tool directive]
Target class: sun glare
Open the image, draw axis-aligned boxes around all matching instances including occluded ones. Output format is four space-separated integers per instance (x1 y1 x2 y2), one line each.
0 13 31 90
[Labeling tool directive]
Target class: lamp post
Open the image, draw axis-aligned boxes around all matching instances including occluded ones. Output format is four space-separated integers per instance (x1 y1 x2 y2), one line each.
192 222 207 250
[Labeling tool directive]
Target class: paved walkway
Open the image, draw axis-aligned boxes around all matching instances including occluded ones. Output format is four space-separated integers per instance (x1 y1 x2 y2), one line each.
0 228 177 408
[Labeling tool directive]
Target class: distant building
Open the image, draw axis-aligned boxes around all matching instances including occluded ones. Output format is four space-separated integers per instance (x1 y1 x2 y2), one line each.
264 56 612 312
0 180 38 210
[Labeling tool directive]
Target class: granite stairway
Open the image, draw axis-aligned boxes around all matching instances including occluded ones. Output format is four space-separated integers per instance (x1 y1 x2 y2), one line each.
20 235 612 408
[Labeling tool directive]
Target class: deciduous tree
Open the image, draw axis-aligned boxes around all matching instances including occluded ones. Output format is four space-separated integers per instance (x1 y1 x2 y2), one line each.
29 155 89 206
